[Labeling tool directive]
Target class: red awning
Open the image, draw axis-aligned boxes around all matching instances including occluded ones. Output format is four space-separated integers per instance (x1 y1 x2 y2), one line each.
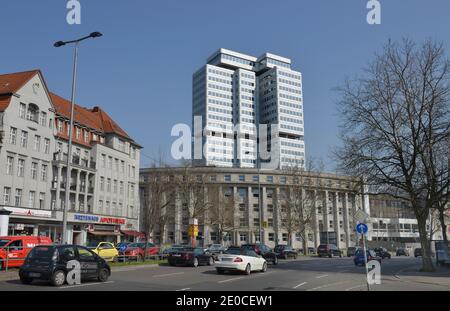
120 230 145 238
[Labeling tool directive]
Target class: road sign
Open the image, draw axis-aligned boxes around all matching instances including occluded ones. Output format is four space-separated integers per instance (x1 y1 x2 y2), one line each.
354 209 369 223
356 223 368 234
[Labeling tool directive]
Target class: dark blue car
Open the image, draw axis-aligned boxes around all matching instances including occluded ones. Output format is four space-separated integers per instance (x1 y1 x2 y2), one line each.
354 249 382 266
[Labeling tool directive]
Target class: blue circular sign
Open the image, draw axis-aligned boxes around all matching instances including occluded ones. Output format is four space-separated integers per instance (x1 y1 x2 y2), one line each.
356 223 368 234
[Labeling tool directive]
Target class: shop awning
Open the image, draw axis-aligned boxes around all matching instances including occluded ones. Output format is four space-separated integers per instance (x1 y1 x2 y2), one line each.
87 231 122 236
120 230 145 238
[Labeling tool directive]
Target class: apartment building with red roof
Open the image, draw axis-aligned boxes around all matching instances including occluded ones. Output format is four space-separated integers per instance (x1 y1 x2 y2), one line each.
0 70 141 245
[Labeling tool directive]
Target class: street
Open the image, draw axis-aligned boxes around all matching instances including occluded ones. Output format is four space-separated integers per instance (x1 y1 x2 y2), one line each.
1 256 449 291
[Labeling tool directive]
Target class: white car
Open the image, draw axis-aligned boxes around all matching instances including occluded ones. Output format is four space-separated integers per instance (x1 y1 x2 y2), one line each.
215 247 267 275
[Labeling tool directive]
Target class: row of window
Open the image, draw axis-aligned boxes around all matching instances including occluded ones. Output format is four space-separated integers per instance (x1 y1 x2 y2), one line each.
6 156 48 180
208 67 233 78
222 54 255 67
279 108 303 117
281 149 305 157
279 100 303 110
208 98 232 108
279 92 302 102
208 114 232 123
280 124 303 132
278 78 301 88
3 187 45 209
99 155 136 178
208 83 232 93
208 75 232 85
19 103 49 127
278 70 301 80
208 106 232 115
240 72 255 80
99 177 135 196
280 116 303 125
208 91 232 100
280 140 304 149
279 85 302 95
240 80 255 87
266 58 290 68
9 127 51 153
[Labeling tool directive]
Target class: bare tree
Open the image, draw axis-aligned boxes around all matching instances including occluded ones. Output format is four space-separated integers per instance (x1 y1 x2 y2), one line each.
335 39 450 271
141 170 175 244
207 185 237 245
279 159 322 253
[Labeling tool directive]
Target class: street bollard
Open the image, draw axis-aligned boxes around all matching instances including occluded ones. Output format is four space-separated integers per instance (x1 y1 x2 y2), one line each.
5 247 8 272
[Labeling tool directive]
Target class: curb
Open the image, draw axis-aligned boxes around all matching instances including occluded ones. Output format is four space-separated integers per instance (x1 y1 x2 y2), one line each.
394 267 450 288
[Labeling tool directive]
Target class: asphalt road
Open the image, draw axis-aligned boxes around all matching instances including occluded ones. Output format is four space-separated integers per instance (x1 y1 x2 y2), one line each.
0 256 449 291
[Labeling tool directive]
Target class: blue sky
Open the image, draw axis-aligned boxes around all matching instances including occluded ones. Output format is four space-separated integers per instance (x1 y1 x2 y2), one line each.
1 0 450 171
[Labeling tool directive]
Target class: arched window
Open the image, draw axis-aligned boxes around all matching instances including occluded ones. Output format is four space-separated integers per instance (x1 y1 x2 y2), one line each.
26 103 39 122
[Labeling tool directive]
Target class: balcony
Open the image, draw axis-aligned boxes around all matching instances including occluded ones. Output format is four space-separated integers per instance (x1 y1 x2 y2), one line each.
53 153 96 171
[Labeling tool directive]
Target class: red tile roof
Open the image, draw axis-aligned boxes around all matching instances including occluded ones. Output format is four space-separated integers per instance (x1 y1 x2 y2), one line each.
0 70 41 112
0 70 137 146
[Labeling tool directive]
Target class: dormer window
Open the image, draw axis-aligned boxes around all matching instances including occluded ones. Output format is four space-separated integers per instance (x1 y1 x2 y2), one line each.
26 103 39 122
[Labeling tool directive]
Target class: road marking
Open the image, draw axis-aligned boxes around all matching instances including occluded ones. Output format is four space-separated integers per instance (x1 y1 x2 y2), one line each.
153 272 185 278
218 277 245 283
345 284 366 291
293 282 307 289
176 288 191 291
307 281 347 291
339 270 350 273
61 281 114 289
316 274 329 279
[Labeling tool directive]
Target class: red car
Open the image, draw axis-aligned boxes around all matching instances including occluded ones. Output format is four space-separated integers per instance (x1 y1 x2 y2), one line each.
0 236 52 269
119 242 160 261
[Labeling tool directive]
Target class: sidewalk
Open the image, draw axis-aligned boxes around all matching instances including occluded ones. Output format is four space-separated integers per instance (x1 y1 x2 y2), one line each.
395 265 450 288
0 270 19 282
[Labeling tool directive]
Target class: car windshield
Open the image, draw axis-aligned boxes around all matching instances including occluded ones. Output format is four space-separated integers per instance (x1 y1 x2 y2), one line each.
27 246 56 259
0 239 10 248
87 241 99 248
224 248 242 255
129 243 144 248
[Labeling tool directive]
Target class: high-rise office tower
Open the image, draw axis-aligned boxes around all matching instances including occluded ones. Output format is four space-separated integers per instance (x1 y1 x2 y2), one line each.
192 48 305 169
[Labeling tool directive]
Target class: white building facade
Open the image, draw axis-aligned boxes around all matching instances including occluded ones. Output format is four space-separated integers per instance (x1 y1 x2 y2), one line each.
193 49 305 169
0 70 141 245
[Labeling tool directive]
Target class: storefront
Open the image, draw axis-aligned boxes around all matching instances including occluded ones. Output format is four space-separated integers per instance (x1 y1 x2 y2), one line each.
68 213 126 246
3 207 61 242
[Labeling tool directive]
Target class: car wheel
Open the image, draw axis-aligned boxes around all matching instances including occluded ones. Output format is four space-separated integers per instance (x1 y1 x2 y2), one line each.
169 261 176 267
51 270 66 287
244 264 251 275
294 254 298 260
283 254 288 260
273 256 278 265
261 262 268 273
113 256 119 263
98 268 110 282
208 257 214 266
20 276 33 285
138 255 144 262
193 257 199 267
328 253 332 258
0 262 3 271
216 268 224 274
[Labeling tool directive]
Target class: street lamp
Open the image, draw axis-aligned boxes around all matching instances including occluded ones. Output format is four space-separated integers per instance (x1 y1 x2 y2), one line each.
54 32 103 244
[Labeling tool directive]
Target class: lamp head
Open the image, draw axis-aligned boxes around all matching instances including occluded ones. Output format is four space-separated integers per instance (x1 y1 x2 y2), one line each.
54 41 66 48
90 32 103 38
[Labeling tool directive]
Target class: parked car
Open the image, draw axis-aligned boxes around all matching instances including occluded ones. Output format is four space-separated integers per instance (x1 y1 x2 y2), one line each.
0 236 52 270
317 244 342 258
435 241 450 266
354 249 382 266
215 246 267 275
207 244 227 260
119 242 160 261
396 248 410 256
115 242 131 252
241 244 278 265
274 245 298 259
167 247 214 267
374 247 391 259
88 242 119 262
414 248 422 258
307 247 316 255
19 244 111 286
346 247 358 257
161 245 185 255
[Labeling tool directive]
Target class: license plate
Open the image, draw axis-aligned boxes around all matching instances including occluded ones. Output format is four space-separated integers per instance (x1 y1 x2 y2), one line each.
29 273 41 278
